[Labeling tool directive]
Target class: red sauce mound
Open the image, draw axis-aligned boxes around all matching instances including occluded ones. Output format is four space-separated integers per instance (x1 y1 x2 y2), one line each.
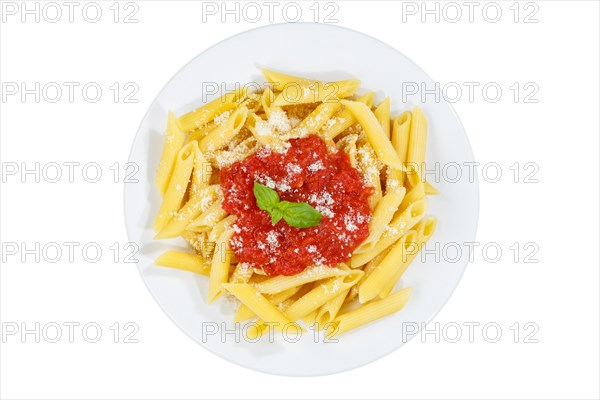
220 135 373 276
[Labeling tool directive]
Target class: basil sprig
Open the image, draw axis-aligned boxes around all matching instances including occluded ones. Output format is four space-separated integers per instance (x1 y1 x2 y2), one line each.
253 181 322 228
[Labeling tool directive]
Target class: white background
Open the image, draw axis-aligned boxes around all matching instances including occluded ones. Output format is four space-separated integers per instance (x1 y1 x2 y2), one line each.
1 1 599 399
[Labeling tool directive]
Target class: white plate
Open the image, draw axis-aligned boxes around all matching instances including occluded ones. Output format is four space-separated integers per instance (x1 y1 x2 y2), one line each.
125 23 478 376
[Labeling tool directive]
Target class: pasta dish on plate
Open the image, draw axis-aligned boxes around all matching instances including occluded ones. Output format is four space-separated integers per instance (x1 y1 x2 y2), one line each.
152 68 437 339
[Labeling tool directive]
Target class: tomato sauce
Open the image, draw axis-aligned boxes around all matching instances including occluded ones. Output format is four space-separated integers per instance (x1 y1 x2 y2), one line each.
220 135 373 276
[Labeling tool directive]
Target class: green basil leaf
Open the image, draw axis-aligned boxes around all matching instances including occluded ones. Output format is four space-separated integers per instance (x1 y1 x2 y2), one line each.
271 207 284 224
253 181 280 212
253 181 322 228
276 201 294 210
281 202 323 228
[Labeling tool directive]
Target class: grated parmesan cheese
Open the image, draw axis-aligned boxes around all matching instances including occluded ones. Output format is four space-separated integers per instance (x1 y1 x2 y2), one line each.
213 110 231 126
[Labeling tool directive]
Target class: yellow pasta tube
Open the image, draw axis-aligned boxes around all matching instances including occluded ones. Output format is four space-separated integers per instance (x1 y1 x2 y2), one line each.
340 100 403 169
356 185 406 252
347 247 392 302
186 122 215 144
320 92 373 140
262 68 360 100
379 216 437 298
290 101 342 137
199 106 248 152
260 87 277 117
357 143 383 210
254 265 352 295
210 136 260 168
154 185 220 239
190 147 212 197
207 228 234 303
358 230 420 303
262 69 360 99
155 251 210 276
391 111 412 163
406 106 428 168
245 112 285 148
399 181 425 211
358 91 375 108
229 263 253 284
238 91 261 113
234 285 303 322
234 305 257 323
385 168 404 193
261 68 317 90
335 134 358 168
284 271 363 321
351 199 426 266
222 283 300 331
154 141 198 232
244 312 306 340
186 197 227 232
156 111 186 196
181 230 208 254
314 289 350 328
373 97 391 139
179 89 245 133
327 287 412 338
272 79 359 107
207 215 235 245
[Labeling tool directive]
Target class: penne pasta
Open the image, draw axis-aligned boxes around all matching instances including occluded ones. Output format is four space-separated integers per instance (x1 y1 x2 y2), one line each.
320 92 373 140
391 111 412 163
154 141 198 232
373 97 391 139
379 216 437 298
233 285 301 322
399 181 426 212
262 68 360 104
155 250 210 276
245 112 286 149
154 185 221 239
347 247 392 301
186 122 215 144
236 91 261 113
154 69 439 339
327 287 412 338
182 230 208 255
335 134 359 168
357 142 383 209
315 289 350 328
229 263 253 284
156 111 186 196
207 228 234 303
284 271 363 321
356 185 406 252
222 283 301 332
340 100 403 169
254 265 352 295
290 101 342 138
260 88 277 118
351 199 427 267
190 147 212 196
358 230 419 303
406 106 428 171
199 106 248 152
186 197 228 233
358 92 375 108
207 214 236 245
261 68 317 90
179 88 245 133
